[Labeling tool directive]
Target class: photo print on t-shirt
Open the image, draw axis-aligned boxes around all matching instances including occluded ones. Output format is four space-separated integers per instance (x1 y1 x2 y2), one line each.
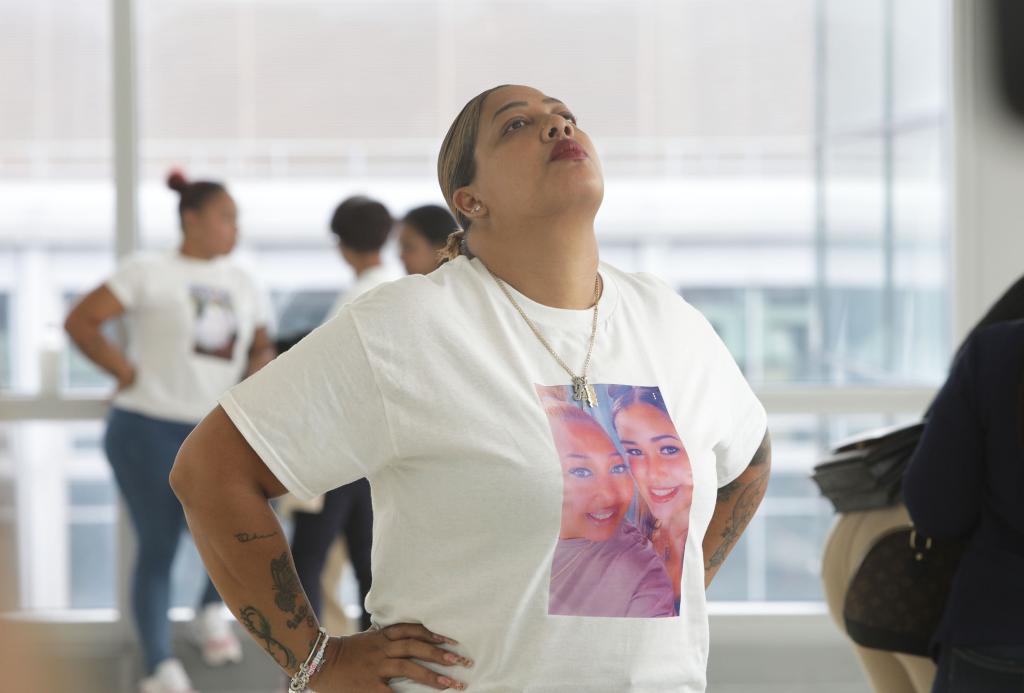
536 383 694 618
190 285 238 360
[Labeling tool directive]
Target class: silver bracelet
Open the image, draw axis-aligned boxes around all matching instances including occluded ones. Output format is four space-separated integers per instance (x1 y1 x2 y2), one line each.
289 626 329 692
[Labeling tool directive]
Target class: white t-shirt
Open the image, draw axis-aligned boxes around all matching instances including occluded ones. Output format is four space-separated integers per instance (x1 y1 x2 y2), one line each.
220 256 766 692
327 264 402 321
107 251 272 424
331 264 403 319
281 261 401 514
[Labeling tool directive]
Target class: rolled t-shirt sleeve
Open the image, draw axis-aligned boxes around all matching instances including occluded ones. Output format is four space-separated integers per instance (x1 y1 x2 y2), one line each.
700 316 768 487
219 308 394 500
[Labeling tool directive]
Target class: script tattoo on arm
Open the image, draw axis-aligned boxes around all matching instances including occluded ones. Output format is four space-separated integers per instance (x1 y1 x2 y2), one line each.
270 552 317 630
234 531 278 544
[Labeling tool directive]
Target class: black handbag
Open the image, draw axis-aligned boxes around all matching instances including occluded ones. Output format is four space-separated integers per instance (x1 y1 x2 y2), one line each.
812 421 925 513
842 527 965 657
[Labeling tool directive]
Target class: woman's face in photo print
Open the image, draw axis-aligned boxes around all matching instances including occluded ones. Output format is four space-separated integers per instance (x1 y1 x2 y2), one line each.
546 403 633 542
538 384 692 618
612 396 693 526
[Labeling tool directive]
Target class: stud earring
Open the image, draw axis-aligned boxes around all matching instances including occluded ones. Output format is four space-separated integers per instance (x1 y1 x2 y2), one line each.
472 204 481 214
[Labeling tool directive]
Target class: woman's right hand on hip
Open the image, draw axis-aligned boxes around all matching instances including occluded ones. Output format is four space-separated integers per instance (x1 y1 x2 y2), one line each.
310 623 473 692
115 364 136 392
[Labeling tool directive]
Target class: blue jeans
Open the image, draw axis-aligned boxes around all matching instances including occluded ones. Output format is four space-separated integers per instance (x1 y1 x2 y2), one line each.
104 407 222 674
933 645 1024 692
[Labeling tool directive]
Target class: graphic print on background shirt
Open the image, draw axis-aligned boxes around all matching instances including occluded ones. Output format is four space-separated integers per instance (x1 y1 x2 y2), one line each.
537 383 695 618
190 285 238 360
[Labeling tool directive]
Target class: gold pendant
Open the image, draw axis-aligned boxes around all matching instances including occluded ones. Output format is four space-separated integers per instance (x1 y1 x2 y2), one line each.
572 377 597 408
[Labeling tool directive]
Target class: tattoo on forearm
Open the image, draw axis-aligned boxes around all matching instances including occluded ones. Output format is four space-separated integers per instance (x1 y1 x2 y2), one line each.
239 606 297 670
270 552 317 630
707 469 770 569
288 604 314 630
271 552 300 612
234 531 278 544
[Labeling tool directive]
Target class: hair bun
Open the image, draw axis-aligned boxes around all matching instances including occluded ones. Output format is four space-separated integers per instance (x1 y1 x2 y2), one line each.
166 169 189 193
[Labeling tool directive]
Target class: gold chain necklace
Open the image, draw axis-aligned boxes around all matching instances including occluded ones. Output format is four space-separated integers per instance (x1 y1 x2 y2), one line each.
488 268 602 408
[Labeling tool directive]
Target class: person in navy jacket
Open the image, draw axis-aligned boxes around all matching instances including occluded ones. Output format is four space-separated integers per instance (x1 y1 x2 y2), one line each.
903 319 1024 692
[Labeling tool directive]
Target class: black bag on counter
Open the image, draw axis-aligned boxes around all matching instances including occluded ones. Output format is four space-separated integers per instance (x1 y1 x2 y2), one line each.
812 421 925 513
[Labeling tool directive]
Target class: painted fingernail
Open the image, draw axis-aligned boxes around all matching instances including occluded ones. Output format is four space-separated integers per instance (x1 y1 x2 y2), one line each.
432 633 446 642
444 653 459 664
462 657 474 668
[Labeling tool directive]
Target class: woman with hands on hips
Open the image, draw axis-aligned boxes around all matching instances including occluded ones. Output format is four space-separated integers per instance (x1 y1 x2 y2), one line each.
170 85 771 692
66 172 275 693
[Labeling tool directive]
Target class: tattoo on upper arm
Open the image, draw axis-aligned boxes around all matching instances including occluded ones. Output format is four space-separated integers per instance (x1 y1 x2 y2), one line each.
707 468 770 569
239 606 297 670
270 552 317 630
234 531 278 544
703 432 772 576
750 431 772 467
717 479 742 503
715 432 771 503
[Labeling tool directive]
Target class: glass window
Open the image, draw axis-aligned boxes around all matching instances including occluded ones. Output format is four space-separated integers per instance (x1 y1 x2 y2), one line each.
818 0 950 387
129 0 952 388
0 421 117 611
892 0 947 121
707 412 916 602
892 125 950 381
0 434 15 611
0 294 10 391
0 0 115 398
69 477 117 609
824 0 886 135
0 0 115 611
1 0 951 612
136 0 950 607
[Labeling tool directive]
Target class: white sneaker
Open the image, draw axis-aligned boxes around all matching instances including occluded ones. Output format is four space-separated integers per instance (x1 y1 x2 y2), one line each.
139 658 198 693
190 603 244 667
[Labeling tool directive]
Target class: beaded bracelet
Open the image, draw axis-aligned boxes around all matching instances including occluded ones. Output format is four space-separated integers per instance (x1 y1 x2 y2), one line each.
289 627 329 692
